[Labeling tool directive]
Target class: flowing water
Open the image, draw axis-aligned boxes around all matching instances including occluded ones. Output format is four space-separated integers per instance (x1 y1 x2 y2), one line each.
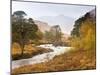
12 44 72 69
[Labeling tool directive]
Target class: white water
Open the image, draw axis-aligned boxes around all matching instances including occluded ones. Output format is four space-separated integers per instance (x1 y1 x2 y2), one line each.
12 44 72 69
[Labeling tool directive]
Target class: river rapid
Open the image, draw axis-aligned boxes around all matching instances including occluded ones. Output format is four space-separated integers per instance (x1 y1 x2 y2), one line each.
12 44 72 69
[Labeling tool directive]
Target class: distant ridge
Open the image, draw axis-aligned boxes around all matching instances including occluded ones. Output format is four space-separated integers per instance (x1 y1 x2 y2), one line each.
35 20 51 33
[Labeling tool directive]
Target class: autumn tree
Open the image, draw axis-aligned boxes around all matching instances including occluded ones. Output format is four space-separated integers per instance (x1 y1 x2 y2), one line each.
44 31 53 43
79 19 96 51
71 12 91 37
44 25 62 45
50 25 62 45
71 10 96 54
12 11 38 55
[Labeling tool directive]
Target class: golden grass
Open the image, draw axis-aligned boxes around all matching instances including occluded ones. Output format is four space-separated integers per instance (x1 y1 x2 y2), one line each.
12 43 22 55
12 43 38 55
12 43 53 60
12 49 96 75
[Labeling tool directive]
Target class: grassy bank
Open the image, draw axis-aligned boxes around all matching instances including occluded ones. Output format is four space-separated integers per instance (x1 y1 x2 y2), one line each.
12 49 96 75
12 43 53 60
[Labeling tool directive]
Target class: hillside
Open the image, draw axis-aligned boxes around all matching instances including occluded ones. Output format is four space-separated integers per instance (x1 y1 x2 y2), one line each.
35 20 51 33
38 15 75 34
71 8 96 37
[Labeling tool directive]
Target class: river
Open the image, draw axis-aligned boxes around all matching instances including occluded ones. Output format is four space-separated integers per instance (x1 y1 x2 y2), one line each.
12 44 72 69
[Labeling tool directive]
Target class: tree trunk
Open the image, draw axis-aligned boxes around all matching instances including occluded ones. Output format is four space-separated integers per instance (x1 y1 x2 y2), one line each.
21 43 24 56
20 36 25 56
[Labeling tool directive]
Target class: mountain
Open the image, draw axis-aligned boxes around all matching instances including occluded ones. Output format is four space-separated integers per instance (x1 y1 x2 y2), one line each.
37 14 75 34
34 20 70 39
34 20 51 33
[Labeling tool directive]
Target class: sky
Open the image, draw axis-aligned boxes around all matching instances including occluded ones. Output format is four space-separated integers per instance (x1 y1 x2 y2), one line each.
12 1 95 34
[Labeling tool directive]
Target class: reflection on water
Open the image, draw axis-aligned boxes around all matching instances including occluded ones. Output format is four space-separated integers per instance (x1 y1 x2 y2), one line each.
12 44 72 69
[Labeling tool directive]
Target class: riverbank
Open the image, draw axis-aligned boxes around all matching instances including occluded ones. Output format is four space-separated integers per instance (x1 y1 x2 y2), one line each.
12 49 96 75
12 44 71 69
12 43 53 60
